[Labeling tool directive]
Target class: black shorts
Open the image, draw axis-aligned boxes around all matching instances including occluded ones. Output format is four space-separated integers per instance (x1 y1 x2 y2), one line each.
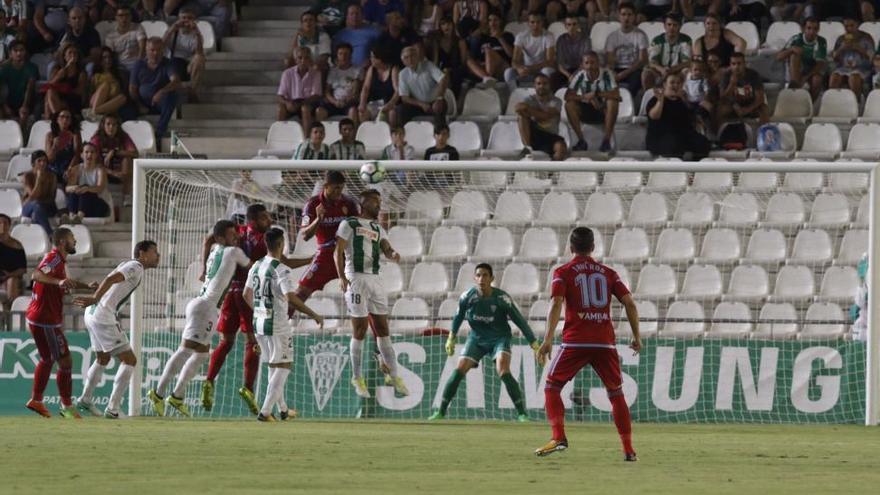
529 121 565 155
171 57 191 82
318 101 354 117
578 102 605 123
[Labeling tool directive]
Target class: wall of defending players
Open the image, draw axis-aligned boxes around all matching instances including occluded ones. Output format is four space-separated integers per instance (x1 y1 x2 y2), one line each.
0 332 866 423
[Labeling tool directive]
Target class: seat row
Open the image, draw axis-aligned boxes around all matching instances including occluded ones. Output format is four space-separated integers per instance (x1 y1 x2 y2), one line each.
0 119 156 161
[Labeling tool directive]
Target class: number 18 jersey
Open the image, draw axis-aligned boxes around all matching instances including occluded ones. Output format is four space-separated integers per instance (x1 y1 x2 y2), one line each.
550 255 630 346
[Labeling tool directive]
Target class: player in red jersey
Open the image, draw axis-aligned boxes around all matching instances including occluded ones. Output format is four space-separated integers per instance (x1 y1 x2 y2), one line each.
535 227 641 461
201 204 311 414
25 228 95 418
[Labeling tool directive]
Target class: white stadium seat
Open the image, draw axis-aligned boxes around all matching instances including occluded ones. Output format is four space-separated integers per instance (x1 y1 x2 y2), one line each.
516 227 559 263
818 266 860 304
607 227 651 263
725 21 760 52
672 192 714 227
751 122 797 159
680 21 705 41
141 20 168 38
460 87 502 122
262 121 303 156
743 228 787 264
724 264 769 302
486 121 524 155
492 190 534 224
762 21 801 53
446 190 490 225
663 301 705 337
500 262 540 297
814 89 858 124
617 299 658 338
762 192 806 228
600 171 643 190
449 121 483 157
471 226 515 261
590 21 620 51
645 171 688 192
402 191 444 225
737 171 778 192
718 192 760 225
829 172 868 192
321 120 341 145
819 21 845 51
697 228 741 264
197 20 216 53
754 302 799 339
510 171 552 191
771 265 815 302
710 301 753 338
388 225 424 260
802 302 845 339
59 224 93 259
5 154 31 182
781 172 823 192
635 263 676 301
184 260 202 292
652 228 695 264
856 195 869 226
842 123 880 159
858 89 880 123
454 262 477 293
379 262 404 296
638 21 663 40
437 298 469 334
796 123 842 159
771 89 813 124
860 22 880 49
251 170 282 188
298 297 340 332
0 120 23 155
426 226 469 261
80 121 98 143
555 171 599 190
407 262 450 296
389 297 431 334
292 232 317 257
528 299 551 335
790 229 833 265
121 120 156 153
0 189 22 219
25 120 51 150
691 172 734 192
535 191 578 226
504 21 528 36
838 229 868 265
403 121 435 155
678 264 723 301
11 224 49 259
582 191 625 226
356 121 392 157
504 88 536 118
626 191 668 227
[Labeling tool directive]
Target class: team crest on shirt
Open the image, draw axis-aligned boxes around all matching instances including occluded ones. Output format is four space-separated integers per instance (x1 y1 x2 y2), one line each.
306 341 349 411
490 305 497 313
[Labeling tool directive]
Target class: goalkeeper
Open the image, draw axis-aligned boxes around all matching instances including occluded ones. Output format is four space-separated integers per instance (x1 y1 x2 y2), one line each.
429 263 541 422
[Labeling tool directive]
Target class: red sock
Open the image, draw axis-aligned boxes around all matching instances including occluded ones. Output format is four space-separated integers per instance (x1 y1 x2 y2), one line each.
207 338 234 382
243 341 258 392
544 384 566 441
32 360 52 402
609 392 634 454
57 366 72 407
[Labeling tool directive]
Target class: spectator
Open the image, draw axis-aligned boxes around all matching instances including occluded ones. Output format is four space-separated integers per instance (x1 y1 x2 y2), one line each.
639 0 677 21
1 0 26 34
504 11 555 88
163 6 206 101
376 10 421 66
546 0 588 24
464 11 513 83
705 50 724 88
646 73 710 158
358 47 400 126
63 142 111 222
605 2 648 94
681 0 724 18
682 60 714 133
364 0 405 26
313 0 347 37
381 126 415 160
397 45 448 125
554 14 591 88
277 46 321 132
516 73 567 160
565 51 619 152
42 43 87 118
0 213 26 309
418 0 441 35
84 47 127 121
864 0 880 21
285 10 331 69
717 52 769 126
770 0 812 21
727 0 770 25
58 6 101 69
453 0 487 37
129 36 181 143
430 16 468 95
776 17 826 100
45 109 82 182
105 6 146 72
294 121 331 159
424 123 460 160
163 0 231 39
317 43 361 124
329 117 366 159
90 114 137 205
692 13 746 68
28 0 77 54
0 40 38 128
585 0 613 24
0 10 14 62
643 12 691 90
872 52 880 89
22 151 59 235
332 3 380 67
829 14 874 96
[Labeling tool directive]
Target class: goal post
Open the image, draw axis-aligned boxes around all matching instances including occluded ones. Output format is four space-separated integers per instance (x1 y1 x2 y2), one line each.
130 158 880 425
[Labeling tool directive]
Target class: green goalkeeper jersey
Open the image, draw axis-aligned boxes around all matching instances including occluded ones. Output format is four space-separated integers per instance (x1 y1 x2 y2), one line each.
451 287 537 343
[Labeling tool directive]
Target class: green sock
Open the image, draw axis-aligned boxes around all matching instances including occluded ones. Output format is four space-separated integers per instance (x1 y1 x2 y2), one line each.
500 373 526 416
440 369 465 414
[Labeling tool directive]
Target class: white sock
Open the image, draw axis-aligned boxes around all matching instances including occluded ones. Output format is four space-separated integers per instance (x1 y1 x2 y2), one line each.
172 351 207 399
156 347 192 397
273 368 290 414
350 338 364 379
79 361 106 403
377 336 398 378
276 369 289 413
260 367 285 416
108 363 134 413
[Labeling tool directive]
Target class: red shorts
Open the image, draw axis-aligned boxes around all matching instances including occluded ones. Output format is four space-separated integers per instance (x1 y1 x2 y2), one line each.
298 250 339 292
546 345 622 392
29 324 70 361
216 290 254 335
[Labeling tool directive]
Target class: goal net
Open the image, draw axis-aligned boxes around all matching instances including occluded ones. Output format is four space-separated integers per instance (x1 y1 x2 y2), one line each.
130 158 879 425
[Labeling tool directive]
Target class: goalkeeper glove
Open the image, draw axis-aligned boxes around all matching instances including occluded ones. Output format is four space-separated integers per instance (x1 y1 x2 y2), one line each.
445 335 456 356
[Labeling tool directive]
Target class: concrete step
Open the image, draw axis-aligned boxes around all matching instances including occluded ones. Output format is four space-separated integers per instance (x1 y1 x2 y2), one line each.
247 0 312 6
172 118 274 128
238 27 296 37
202 69 280 86
208 51 281 61
237 20 298 29
181 103 277 119
201 85 277 95
198 91 277 104
223 36 291 53
241 6 308 20
173 127 268 138
158 136 265 158
207 58 284 71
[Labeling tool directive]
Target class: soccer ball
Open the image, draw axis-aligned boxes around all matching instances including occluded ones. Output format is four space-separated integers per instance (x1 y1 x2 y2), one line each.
359 161 386 184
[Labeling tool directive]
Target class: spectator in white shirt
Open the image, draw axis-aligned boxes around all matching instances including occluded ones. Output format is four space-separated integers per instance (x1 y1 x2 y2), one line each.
504 12 556 88
396 45 448 125
316 42 361 124
285 10 331 70
605 2 649 94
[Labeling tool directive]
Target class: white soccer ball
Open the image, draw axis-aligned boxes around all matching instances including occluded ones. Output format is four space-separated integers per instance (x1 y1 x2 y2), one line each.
359 161 386 184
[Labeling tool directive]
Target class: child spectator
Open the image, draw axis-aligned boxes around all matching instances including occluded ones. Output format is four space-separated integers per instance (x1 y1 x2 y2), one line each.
84 47 127 121
277 47 322 132
382 126 415 160
163 6 206 101
329 118 366 159
294 121 331 159
424 123 460 160
358 47 400 126
45 109 82 183
22 151 60 235
63 142 112 222
90 114 137 206
777 16 827 100
0 213 26 310
682 60 713 133
42 43 87 119
317 43 361 124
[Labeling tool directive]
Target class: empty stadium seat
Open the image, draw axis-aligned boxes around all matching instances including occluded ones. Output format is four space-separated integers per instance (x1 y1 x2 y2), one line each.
298 297 340 332
0 189 22 219
709 301 753 337
446 190 490 225
725 21 760 52
449 121 482 157
485 121 524 156
672 192 714 227
837 229 868 265
471 226 515 261
516 227 559 263
403 121 435 155
635 263 676 300
724 264 769 302
582 191 625 226
407 262 450 296
528 299 551 335
796 123 842 159
679 264 723 301
697 228 741 264
141 20 168 38
761 21 801 53
645 171 688 192
504 21 528 36
402 191 444 225
842 123 880 159
691 172 733 191
321 120 341 144
855 195 869 226
79 120 97 143
781 172 824 192
818 266 860 304
651 228 695 264
616 299 658 338
24 120 51 151
356 121 392 157
437 298 469 334
819 21 845 50
121 120 156 153
638 21 663 40
379 262 404 296
500 262 540 297
59 224 93 259
600 171 643 190
388 225 424 260
11 224 48 259
0 120 23 155
737 171 778 192
197 20 216 53
535 191 578 226
762 192 806 228
5 154 31 182
617 88 635 123
492 190 534 224
460 87 502 122
790 229 833 265
663 301 705 337
754 302 799 339
504 88 536 118
261 121 303 156
718 192 760 225
680 21 705 40
389 297 431 334
453 262 477 293
427 226 470 261
829 172 869 192
814 89 859 124
510 171 553 190
626 191 668 227
743 228 787 264
590 21 620 51
771 89 813 124
555 171 599 190
858 89 880 123
801 302 846 339
771 265 815 302
607 227 651 263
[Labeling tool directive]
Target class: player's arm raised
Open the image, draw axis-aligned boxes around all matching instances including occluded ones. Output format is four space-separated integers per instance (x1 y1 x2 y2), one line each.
73 272 125 307
32 266 93 291
300 202 325 241
379 238 400 263
538 296 564 366
619 293 641 354
334 236 349 293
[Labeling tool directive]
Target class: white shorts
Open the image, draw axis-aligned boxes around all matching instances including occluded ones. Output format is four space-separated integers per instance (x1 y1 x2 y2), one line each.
84 312 131 354
182 298 219 346
345 274 388 318
256 333 294 364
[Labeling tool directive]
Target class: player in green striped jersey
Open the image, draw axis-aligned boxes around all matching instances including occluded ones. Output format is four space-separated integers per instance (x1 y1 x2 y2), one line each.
428 263 542 422
335 189 409 398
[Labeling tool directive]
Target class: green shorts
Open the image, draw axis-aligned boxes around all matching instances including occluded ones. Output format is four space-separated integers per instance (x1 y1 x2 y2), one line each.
460 336 512 363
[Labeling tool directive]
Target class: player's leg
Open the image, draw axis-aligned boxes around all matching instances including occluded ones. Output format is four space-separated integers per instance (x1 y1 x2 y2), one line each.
154 300 203 407
105 347 137 419
77 351 111 417
167 339 210 417
26 324 56 417
346 276 372 398
366 277 408 395
536 346 590 456
203 293 238 410
495 340 527 420
591 348 636 461
431 345 480 420
53 329 79 418
257 334 292 422
238 294 260 400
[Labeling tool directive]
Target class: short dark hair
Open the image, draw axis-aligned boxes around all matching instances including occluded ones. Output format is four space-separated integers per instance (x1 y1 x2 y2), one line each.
134 240 157 258
213 219 236 238
325 170 346 185
301 10 317 20
730 51 746 61
664 12 682 24
52 228 72 245
339 118 355 128
246 204 267 221
179 5 198 16
474 263 493 277
569 227 594 254
618 2 636 13
803 16 819 26
8 40 25 52
433 124 450 135
336 42 353 53
360 188 381 200
265 228 285 251
310 122 325 132
31 150 48 164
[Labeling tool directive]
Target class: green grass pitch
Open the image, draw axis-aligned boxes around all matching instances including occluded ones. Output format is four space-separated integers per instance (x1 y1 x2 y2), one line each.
1 417 878 494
